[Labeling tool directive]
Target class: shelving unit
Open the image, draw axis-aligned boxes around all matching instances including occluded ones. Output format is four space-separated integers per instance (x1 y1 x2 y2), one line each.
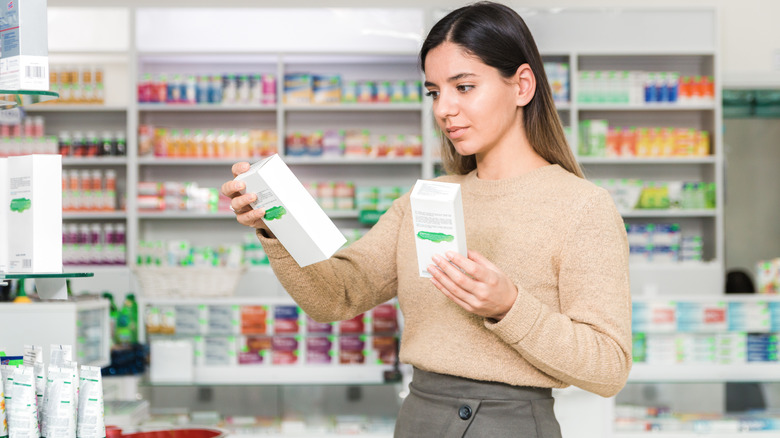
33 5 733 438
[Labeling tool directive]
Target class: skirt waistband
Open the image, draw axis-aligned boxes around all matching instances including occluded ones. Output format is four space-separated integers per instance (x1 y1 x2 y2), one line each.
411 367 553 401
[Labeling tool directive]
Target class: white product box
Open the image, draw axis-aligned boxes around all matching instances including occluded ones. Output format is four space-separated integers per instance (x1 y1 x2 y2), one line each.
7 154 62 273
235 154 346 267
149 339 194 383
0 0 49 90
0 158 7 273
410 180 467 277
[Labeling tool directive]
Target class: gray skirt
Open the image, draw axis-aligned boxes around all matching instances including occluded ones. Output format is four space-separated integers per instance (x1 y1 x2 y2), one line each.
394 368 562 438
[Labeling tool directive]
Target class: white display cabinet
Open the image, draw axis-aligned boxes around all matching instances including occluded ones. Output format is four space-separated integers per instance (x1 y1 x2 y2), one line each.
0 298 111 367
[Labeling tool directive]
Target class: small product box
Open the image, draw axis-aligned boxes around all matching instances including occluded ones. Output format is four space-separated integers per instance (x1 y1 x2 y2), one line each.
0 0 49 91
0 158 7 273
305 336 336 365
235 154 346 267
283 73 313 104
410 180 467 278
240 305 269 335
238 335 271 365
7 154 62 273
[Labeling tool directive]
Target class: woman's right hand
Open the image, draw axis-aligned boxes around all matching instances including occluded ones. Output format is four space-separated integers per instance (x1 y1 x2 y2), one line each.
220 161 273 236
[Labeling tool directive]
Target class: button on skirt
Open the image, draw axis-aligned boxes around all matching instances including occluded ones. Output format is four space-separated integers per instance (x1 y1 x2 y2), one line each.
394 368 562 438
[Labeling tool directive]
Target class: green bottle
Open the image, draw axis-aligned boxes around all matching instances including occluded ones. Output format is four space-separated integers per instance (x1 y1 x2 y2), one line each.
117 293 138 344
102 292 119 345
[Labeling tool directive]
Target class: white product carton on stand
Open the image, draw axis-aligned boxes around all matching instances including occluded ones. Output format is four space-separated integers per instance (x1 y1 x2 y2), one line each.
234 154 346 267
410 180 467 277
0 0 49 90
0 158 7 273
7 154 62 273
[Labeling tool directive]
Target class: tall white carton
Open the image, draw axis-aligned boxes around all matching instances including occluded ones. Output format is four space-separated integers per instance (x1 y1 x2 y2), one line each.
0 0 49 90
0 157 7 273
410 180 468 278
235 154 346 267
8 154 62 273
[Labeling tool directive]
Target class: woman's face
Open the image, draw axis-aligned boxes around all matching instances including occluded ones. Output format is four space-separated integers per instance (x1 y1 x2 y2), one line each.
424 41 523 159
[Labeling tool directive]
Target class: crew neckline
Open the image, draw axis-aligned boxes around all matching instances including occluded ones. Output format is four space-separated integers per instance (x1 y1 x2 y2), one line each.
462 163 564 194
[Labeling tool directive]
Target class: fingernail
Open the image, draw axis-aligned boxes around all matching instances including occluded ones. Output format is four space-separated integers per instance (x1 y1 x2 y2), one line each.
445 251 455 260
427 265 436 274
238 183 245 190
432 255 442 263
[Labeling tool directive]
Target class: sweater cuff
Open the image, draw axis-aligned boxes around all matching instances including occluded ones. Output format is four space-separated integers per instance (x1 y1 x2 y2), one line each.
255 229 289 260
484 284 542 345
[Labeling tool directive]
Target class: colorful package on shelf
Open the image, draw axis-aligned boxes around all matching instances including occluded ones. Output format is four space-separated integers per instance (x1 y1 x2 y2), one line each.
238 335 272 365
240 305 269 335
543 62 570 103
284 73 313 104
727 301 770 332
312 75 341 104
271 336 300 365
756 258 780 294
273 305 302 334
63 222 126 266
305 336 336 365
305 315 334 334
174 305 208 336
205 336 239 366
208 305 241 335
338 314 366 335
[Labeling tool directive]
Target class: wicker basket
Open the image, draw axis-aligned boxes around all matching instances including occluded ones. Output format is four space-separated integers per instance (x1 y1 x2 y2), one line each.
133 266 245 298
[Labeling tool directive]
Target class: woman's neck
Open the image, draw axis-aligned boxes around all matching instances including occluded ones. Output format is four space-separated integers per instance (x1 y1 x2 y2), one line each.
475 132 550 181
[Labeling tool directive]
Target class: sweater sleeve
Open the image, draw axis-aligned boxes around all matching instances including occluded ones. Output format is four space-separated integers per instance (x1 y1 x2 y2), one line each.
485 188 632 397
256 195 405 323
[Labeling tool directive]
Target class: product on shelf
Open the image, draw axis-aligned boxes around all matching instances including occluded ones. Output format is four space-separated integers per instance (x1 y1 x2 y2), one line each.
136 181 221 213
138 125 277 159
137 72 276 105
593 179 715 212
283 73 421 104
756 257 780 294
136 239 241 268
0 117 59 157
63 222 127 266
47 65 106 105
615 404 780 432
626 223 703 264
58 131 127 158
543 61 570 104
62 168 118 211
578 70 715 105
285 129 422 158
579 121 710 158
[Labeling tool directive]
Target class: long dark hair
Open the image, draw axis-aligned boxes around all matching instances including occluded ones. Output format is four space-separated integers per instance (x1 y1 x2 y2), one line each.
420 2 583 178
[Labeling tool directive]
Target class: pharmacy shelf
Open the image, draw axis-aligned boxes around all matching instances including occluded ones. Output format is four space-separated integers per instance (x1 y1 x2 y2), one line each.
24 105 128 112
628 364 780 383
63 211 128 220
155 365 399 386
65 265 129 274
620 209 716 218
282 103 422 112
614 433 780 437
137 210 359 220
62 157 128 166
140 295 295 306
578 157 716 165
137 103 276 112
283 156 424 165
578 103 716 111
138 157 259 166
554 102 572 110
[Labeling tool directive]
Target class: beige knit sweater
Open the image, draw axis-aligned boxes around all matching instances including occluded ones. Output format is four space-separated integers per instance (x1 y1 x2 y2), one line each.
257 164 632 398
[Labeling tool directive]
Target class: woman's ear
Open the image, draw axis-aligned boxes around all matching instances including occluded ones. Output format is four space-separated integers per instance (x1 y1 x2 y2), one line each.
514 63 536 107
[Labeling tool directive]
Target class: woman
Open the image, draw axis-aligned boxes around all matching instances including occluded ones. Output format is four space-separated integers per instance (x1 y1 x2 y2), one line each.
221 2 631 436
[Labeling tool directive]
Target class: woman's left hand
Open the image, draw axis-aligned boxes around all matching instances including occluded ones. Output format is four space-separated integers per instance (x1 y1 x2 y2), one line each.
428 250 518 321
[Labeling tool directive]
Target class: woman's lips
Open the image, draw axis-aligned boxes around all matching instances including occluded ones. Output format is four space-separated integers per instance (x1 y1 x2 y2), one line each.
447 126 467 140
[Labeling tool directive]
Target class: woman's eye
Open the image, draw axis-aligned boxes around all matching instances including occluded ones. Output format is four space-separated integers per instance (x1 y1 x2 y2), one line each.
425 90 439 99
457 85 474 93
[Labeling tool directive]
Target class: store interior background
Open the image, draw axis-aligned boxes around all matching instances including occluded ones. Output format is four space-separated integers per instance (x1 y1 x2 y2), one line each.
8 0 780 435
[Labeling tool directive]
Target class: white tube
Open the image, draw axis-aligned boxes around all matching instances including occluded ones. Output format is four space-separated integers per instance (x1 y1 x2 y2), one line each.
42 366 75 438
0 365 15 438
62 363 78 438
47 346 72 369
22 346 44 435
8 366 38 438
75 366 103 438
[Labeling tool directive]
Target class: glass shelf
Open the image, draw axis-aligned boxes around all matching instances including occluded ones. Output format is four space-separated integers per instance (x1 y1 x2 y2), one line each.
1 272 93 280
0 90 60 108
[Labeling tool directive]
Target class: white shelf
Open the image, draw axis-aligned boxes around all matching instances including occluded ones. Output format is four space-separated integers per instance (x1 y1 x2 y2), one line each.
578 157 716 165
138 157 258 166
614 433 780 438
25 105 128 112
578 103 716 111
284 156 424 165
283 103 422 112
63 211 128 220
620 209 716 218
63 157 128 165
140 294 293 306
628 364 780 383
137 210 358 219
138 103 276 112
147 365 397 386
555 102 572 110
